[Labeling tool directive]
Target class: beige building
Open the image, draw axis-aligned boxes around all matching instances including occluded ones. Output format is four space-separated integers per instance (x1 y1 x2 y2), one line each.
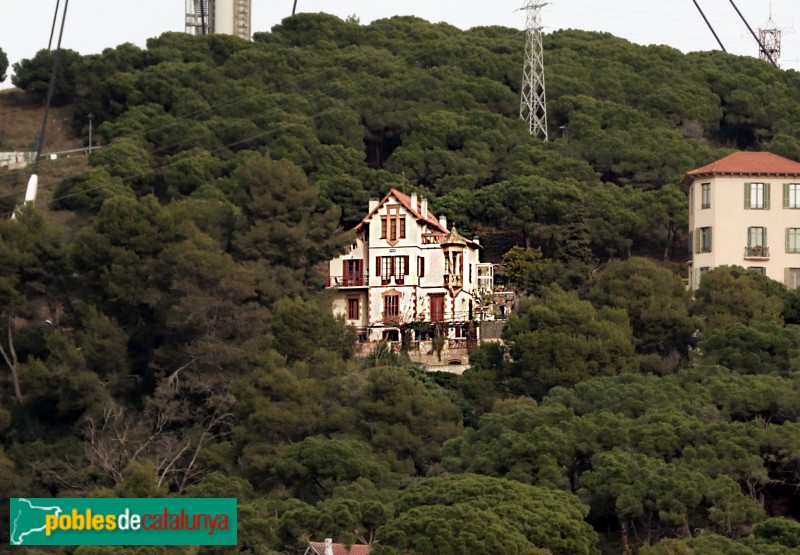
686 151 800 289
327 189 492 345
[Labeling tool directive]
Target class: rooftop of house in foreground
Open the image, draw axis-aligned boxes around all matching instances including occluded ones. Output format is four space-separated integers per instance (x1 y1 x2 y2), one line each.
685 151 800 182
305 541 371 555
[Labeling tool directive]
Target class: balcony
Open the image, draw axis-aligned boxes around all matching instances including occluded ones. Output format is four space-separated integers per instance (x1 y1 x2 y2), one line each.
444 274 463 288
326 275 368 287
744 246 770 260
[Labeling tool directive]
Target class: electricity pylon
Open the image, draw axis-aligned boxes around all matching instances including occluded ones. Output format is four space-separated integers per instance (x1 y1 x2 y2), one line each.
758 3 781 68
519 1 549 141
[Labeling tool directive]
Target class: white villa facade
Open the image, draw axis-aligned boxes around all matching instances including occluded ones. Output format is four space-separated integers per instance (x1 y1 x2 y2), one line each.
327 189 491 345
686 151 800 290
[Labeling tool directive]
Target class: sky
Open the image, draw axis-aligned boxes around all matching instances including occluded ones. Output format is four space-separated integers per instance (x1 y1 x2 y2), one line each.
1 0 797 89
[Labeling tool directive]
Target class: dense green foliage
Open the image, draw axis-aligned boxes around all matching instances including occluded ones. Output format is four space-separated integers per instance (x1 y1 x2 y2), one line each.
4 13 800 554
0 47 7 83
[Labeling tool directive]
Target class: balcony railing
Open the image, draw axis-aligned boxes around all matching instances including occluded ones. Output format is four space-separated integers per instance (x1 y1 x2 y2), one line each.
744 246 770 259
326 275 368 287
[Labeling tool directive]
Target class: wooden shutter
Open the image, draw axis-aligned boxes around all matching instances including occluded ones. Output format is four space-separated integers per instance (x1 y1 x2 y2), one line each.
688 230 693 254
695 228 701 253
765 183 771 209
708 227 712 252
403 256 410 275
376 256 382 276
787 228 791 253
785 183 790 208
744 183 749 209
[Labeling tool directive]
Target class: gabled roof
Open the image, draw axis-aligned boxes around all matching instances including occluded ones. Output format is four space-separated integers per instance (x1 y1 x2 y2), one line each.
355 188 447 234
685 152 800 182
306 541 371 555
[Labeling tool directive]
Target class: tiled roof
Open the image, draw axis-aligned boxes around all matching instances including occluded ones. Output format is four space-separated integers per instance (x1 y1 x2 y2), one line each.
442 225 468 246
355 188 447 233
391 189 447 232
686 151 800 180
307 541 371 555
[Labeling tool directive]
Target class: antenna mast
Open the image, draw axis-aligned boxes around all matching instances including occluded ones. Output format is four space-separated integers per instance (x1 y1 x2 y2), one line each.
519 1 549 141
758 2 781 67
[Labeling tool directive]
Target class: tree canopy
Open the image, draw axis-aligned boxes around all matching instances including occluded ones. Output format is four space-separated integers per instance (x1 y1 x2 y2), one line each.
3 13 800 554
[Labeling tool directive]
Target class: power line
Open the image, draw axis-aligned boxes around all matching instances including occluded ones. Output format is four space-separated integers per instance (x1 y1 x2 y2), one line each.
690 0 727 52
728 0 778 67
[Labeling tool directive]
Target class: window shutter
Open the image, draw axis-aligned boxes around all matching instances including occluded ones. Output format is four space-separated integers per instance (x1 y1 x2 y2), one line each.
764 227 767 248
695 228 701 252
785 183 790 208
765 183 771 209
419 256 425 277
787 228 791 253
708 227 712 252
403 256 409 275
688 231 693 254
744 183 749 209
786 268 791 287
376 256 382 276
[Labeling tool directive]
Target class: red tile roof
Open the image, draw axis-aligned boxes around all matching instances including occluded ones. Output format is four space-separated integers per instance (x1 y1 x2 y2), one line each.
391 189 447 232
307 541 371 555
686 152 800 181
353 189 481 247
355 188 447 233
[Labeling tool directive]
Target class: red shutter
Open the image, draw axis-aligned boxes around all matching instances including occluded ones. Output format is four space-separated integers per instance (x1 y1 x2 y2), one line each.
403 256 410 275
376 256 382 276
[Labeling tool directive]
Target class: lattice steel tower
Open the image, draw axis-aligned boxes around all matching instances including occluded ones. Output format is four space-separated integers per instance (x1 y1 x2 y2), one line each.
186 0 251 41
519 2 549 140
758 5 781 68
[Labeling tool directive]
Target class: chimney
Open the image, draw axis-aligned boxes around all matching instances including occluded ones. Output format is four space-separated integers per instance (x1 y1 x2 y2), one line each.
473 236 480 245
324 539 334 555
421 197 429 218
368 197 379 213
410 192 418 212
439 215 447 230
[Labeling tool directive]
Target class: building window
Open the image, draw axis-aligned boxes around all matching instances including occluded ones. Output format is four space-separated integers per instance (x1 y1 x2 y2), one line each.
747 226 767 257
701 182 711 209
384 294 400 319
785 184 800 209
430 294 445 322
342 259 363 286
786 268 800 290
377 255 409 285
788 228 800 253
745 182 769 209
347 298 360 320
748 267 766 275
696 227 712 253
418 256 425 278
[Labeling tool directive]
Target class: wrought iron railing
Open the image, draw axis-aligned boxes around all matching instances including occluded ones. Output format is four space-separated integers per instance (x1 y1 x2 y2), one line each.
326 274 368 287
744 246 770 258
